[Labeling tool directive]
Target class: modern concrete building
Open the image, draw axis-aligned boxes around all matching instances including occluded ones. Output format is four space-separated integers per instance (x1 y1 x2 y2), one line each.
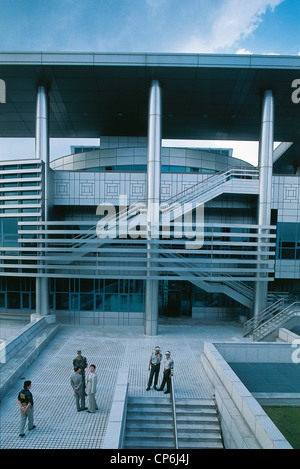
0 52 299 337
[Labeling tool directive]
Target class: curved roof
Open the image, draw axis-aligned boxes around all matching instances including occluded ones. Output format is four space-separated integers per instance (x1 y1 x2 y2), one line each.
0 52 300 142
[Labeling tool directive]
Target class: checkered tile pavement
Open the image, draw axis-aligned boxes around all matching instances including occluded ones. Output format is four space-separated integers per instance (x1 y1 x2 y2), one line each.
0 321 245 449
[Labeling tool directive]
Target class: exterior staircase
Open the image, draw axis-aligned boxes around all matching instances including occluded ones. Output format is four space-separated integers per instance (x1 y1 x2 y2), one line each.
123 396 224 449
124 397 175 449
175 398 224 449
243 299 300 341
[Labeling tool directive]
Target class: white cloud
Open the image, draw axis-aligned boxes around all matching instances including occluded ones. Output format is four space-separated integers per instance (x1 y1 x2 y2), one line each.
236 48 253 54
180 0 285 53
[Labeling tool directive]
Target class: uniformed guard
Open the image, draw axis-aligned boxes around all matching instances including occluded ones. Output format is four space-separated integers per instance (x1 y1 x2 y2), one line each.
73 350 88 392
17 380 36 437
146 346 162 391
157 351 174 394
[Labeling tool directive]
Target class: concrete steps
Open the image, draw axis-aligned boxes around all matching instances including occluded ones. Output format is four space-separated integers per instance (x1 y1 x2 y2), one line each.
176 398 223 449
123 397 224 449
124 397 175 449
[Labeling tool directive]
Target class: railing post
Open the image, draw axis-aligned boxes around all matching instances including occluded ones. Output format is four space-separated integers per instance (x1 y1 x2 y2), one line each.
170 364 178 449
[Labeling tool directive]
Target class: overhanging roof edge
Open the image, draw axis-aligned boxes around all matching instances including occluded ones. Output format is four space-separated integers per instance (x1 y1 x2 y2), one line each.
0 51 300 69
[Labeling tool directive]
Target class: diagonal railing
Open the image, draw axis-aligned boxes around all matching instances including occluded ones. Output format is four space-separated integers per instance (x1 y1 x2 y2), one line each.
71 165 259 250
170 365 178 449
243 298 284 337
252 302 300 341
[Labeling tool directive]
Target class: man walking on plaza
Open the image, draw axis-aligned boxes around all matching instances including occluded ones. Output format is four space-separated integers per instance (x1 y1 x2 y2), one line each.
71 366 87 412
17 380 36 437
146 346 162 391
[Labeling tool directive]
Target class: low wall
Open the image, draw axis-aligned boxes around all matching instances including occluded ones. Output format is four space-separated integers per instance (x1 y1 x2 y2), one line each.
277 327 300 343
0 314 56 366
201 342 292 449
0 315 60 400
54 310 144 326
102 368 129 449
214 341 296 364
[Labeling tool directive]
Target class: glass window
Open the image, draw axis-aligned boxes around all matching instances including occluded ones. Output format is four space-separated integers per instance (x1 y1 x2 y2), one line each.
129 294 144 311
95 294 104 310
70 293 79 310
119 294 129 312
56 278 69 292
277 223 300 260
105 293 119 311
6 276 20 291
22 293 30 309
80 278 94 292
56 293 69 310
0 293 5 308
105 279 119 293
7 292 20 309
80 293 94 310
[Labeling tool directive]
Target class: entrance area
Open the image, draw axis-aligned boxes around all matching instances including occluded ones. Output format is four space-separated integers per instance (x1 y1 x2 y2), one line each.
159 281 192 318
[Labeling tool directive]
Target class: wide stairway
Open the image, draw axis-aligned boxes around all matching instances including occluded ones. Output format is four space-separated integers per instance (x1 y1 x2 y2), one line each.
123 397 224 449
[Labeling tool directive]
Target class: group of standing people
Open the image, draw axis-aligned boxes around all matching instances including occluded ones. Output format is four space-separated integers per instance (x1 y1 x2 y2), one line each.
17 347 174 437
71 350 98 413
17 349 98 437
146 346 174 394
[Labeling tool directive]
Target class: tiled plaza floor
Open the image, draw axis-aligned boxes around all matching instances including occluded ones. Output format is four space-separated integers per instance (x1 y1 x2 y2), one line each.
0 320 246 449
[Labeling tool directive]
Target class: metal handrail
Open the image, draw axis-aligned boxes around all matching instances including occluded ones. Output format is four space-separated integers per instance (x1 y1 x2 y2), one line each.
253 301 300 341
163 165 259 206
72 166 258 244
243 298 284 337
170 367 178 449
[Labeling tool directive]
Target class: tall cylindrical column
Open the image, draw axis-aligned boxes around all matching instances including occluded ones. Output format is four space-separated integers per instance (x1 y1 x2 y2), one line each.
35 85 50 316
144 80 162 336
253 89 274 321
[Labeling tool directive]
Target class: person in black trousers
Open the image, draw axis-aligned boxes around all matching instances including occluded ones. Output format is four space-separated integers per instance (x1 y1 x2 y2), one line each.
157 351 174 394
146 346 162 391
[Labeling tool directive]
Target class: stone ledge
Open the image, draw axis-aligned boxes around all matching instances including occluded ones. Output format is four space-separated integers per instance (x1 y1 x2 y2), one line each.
0 315 60 400
102 368 129 449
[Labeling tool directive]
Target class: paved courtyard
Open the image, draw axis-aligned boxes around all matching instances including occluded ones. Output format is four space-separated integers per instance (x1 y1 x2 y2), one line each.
0 320 246 449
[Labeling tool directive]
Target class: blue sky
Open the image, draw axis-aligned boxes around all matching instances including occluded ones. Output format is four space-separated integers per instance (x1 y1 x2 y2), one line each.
0 0 299 164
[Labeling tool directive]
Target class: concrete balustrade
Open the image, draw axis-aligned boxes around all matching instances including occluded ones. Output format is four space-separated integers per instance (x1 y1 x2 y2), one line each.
0 314 60 400
201 342 293 449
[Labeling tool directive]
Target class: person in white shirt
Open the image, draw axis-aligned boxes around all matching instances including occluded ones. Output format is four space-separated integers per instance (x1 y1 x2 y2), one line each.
86 364 98 413
157 351 174 394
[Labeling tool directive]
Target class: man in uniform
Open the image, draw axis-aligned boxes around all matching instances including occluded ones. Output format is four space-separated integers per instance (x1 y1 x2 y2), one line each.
146 346 162 391
73 350 88 393
70 366 87 412
17 380 36 437
157 351 174 394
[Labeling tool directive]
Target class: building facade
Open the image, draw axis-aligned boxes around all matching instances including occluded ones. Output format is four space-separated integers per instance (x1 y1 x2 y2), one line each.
0 52 299 334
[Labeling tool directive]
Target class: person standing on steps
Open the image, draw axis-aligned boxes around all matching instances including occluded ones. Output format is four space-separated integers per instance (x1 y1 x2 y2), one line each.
146 346 162 391
156 351 174 394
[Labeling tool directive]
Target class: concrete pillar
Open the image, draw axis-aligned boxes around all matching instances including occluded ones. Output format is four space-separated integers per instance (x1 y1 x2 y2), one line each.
35 85 50 315
144 80 162 336
253 90 274 321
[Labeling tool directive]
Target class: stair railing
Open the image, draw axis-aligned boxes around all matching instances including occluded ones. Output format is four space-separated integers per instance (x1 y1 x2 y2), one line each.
253 301 300 341
170 365 178 449
243 298 284 337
